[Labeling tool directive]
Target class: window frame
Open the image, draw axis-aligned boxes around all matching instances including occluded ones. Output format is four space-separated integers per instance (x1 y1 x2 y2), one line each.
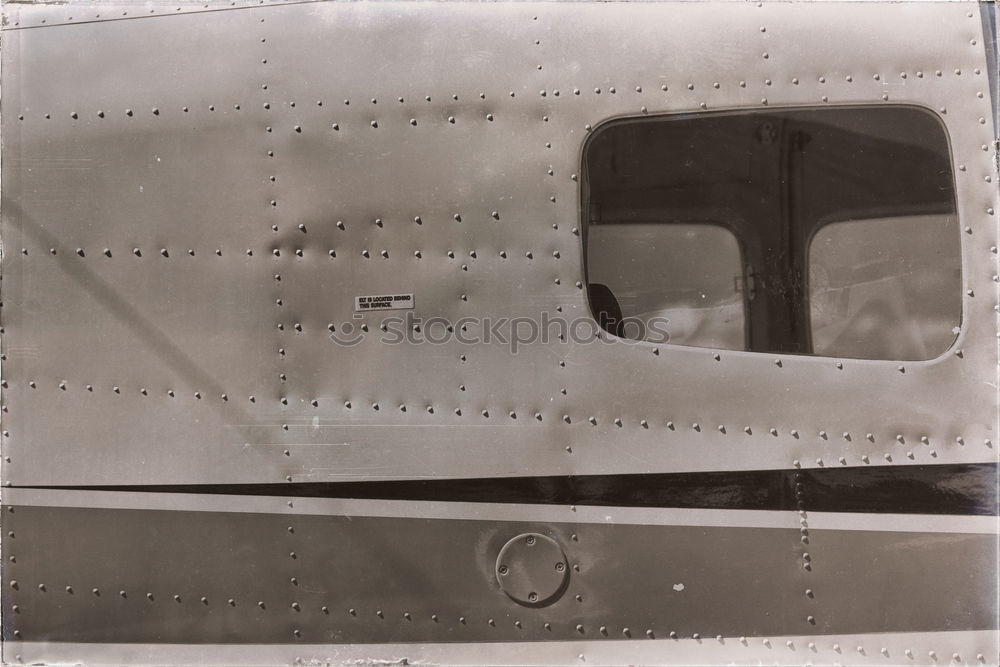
579 104 963 362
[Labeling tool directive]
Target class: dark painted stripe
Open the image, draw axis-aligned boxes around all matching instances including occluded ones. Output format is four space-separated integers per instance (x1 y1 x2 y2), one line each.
22 463 998 516
8 503 995 644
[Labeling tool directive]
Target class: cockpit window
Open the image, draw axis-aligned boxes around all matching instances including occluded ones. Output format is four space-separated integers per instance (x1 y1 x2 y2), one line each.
809 214 961 360
583 106 960 360
588 223 745 349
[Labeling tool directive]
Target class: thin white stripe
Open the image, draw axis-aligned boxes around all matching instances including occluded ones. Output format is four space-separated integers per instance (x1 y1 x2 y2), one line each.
3 488 996 533
9 630 999 666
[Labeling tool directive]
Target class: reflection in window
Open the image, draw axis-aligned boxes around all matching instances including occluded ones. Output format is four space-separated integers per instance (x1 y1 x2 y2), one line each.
809 215 961 360
583 106 960 360
588 224 744 349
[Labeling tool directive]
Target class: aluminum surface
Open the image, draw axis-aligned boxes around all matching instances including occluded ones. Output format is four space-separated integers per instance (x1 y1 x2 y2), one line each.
0 1 997 664
0 1 997 486
1 492 995 645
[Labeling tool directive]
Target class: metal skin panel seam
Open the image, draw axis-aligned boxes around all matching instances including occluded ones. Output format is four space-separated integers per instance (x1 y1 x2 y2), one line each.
1 0 327 31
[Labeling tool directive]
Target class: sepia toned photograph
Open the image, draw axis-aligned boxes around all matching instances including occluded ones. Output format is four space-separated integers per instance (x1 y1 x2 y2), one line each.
0 0 997 664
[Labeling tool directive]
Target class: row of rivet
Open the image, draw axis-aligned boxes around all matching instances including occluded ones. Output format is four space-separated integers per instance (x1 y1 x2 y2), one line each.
260 19 288 421
3 377 989 438
6 0 302 27
13 64 984 123
4 574 991 664
795 471 818 631
16 107 503 125
9 246 569 257
533 29 576 334
14 234 569 260
2 0 980 29
285 512 300 635
4 390 989 448
965 31 1000 320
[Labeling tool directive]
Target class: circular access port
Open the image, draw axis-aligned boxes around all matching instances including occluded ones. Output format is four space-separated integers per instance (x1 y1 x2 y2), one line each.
495 533 569 607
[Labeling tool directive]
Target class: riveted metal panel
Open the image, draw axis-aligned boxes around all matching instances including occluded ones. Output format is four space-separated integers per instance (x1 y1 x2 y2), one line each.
0 500 806 644
2 2 997 488
1 1 998 663
0 492 994 648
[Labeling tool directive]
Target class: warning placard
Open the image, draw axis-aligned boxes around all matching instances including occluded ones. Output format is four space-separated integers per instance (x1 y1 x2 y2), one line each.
354 293 415 312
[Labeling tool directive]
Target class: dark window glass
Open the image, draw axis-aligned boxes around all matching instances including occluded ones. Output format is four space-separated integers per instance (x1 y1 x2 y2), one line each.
583 106 960 360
